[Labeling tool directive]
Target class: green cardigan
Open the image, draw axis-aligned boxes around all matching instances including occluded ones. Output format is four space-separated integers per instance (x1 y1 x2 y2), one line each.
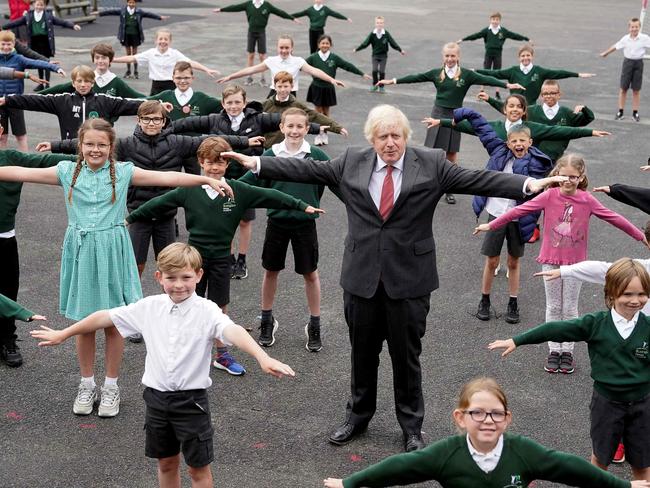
291 5 347 30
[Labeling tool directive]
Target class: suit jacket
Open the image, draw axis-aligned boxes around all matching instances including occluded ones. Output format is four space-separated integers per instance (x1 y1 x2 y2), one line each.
260 145 529 299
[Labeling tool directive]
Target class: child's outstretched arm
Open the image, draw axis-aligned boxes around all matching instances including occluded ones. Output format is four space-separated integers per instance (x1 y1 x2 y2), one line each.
223 324 295 377
488 338 517 356
131 168 234 198
31 310 114 346
301 63 345 87
0 294 45 322
596 182 650 215
188 60 220 78
0 165 59 185
217 63 267 83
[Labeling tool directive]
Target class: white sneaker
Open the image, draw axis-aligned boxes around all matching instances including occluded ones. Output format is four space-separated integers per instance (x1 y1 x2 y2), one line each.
73 383 97 415
321 132 329 145
314 134 323 145
98 385 120 417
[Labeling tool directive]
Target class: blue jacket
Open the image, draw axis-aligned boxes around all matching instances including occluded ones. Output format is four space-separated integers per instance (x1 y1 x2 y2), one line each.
3 9 76 56
99 7 162 46
454 107 553 241
0 51 59 96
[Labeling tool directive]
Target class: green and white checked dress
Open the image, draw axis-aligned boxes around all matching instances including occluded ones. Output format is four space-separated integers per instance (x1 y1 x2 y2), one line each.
56 160 143 320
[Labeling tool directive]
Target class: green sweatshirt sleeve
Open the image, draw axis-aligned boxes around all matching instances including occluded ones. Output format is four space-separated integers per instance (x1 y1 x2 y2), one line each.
113 78 147 98
267 3 294 20
440 118 475 135
462 28 487 42
220 2 248 13
291 8 310 18
326 7 348 20
567 106 595 127
10 150 71 168
0 294 35 321
300 101 343 133
486 96 505 114
467 70 508 88
396 69 438 84
236 180 308 211
514 315 595 347
501 27 529 41
333 54 364 77
355 33 372 52
385 31 402 52
529 122 593 142
39 81 74 95
126 188 185 223
475 67 513 80
539 66 580 80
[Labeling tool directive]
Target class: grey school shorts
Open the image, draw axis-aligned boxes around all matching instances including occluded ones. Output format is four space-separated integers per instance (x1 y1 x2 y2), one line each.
481 214 525 258
247 30 267 54
620 57 644 91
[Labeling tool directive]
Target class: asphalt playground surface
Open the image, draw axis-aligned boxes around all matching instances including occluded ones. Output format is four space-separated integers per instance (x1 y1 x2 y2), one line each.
1 0 650 486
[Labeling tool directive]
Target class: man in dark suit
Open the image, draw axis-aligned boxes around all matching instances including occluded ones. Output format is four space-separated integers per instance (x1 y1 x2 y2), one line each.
223 104 561 452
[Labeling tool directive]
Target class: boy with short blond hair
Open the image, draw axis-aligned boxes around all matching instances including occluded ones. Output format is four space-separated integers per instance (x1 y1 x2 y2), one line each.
30 242 295 488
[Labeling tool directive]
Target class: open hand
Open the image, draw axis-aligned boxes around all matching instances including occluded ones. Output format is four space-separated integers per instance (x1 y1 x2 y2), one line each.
376 78 393 86
340 128 349 137
591 130 610 137
57 69 66 78
220 151 257 170
421 117 440 128
640 165 650 172
362 73 372 80
30 325 66 346
473 223 491 235
27 73 49 85
35 141 51 152
216 76 230 84
477 91 489 102
260 356 295 378
207 177 234 199
487 338 516 357
533 269 561 281
573 105 585 113
161 15 170 20
206 68 220 78
527 175 568 193
247 135 265 147
506 83 525 90
592 186 610 194
631 479 650 487
579 73 596 78
30 315 47 321
323 479 344 488
73 24 81 31
332 79 345 88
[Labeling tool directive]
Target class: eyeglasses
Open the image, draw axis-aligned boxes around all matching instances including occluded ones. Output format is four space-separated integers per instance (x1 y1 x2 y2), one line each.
541 91 560 96
139 117 165 125
82 143 110 150
561 175 582 182
463 410 507 422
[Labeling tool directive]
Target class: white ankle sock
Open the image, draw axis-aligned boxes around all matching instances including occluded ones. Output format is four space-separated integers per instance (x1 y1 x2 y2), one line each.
80 376 96 388
104 377 118 387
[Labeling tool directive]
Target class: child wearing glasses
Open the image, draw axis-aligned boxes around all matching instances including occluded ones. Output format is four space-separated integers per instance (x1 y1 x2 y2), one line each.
491 258 650 483
323 377 647 487
475 155 647 375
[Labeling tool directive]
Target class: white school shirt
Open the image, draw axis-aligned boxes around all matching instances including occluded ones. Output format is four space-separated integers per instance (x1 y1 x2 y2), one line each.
485 158 517 218
489 25 501 35
126 6 135 15
174 87 193 106
542 102 560 120
109 293 235 391
272 139 311 158
313 3 323 11
94 70 116 89
615 33 650 60
467 434 504 473
368 154 403 209
560 259 650 315
253 0 264 7
445 65 458 79
230 112 245 131
519 63 533 75
373 28 385 39
33 11 44 22
202 176 227 200
134 48 189 81
318 50 331 62
264 55 306 91
611 308 640 340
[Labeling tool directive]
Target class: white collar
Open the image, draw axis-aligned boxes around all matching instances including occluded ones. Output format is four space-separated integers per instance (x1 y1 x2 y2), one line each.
542 103 560 118
520 63 533 74
94 70 116 88
611 308 640 327
313 3 323 10
318 50 331 62
202 178 226 200
126 6 135 15
466 434 504 472
33 10 44 21
489 25 501 35
375 153 405 173
445 65 458 78
273 139 311 157
275 94 291 102
505 119 522 132
164 292 198 315
175 87 193 103
253 0 264 7
373 29 385 37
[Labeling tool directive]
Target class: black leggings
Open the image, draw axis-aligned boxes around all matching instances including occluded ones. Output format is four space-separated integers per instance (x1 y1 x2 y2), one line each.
0 237 19 343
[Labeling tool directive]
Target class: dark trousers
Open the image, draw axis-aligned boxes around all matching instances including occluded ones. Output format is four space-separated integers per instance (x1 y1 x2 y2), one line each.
309 29 324 54
343 282 430 434
0 237 19 344
371 55 387 85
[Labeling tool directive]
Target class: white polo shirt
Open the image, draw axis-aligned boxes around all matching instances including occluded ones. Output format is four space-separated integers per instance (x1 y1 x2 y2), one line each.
109 293 234 391
134 47 190 81
615 33 650 60
264 55 306 91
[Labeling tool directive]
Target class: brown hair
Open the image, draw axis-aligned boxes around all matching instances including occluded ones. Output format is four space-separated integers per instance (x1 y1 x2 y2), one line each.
196 136 232 162
173 61 193 75
274 70 294 85
490 12 502 20
439 42 461 82
549 153 589 190
0 31 16 43
518 44 534 57
280 107 309 125
645 221 650 243
221 83 246 101
604 258 650 308
157 243 202 274
457 377 509 412
502 94 529 121
277 34 294 47
70 119 117 204
541 79 560 90
137 100 169 119
71 65 95 82
91 43 115 63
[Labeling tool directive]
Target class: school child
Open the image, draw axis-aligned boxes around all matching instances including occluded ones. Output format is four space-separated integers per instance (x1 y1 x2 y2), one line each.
457 11 529 100
323 377 647 488
126 137 321 369
0 134 70 367
449 108 553 324
93 0 170 80
305 34 370 145
262 71 347 147
30 242 295 487
113 28 219 95
490 258 650 482
218 34 344 98
593 168 650 215
477 44 596 104
2 0 81 91
0 65 144 140
354 16 404 93
0 294 45 322
601 18 650 121
0 118 233 417
40 44 147 103
0 30 63 151
292 0 351 54
476 155 647 374
213 0 299 86
379 42 521 204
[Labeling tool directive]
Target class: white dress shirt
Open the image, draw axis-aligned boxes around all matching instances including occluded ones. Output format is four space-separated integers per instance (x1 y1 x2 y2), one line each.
272 139 311 158
611 308 640 340
542 103 560 120
485 158 517 218
33 11 44 22
202 177 226 200
373 29 385 39
253 0 264 7
313 3 323 10
230 112 245 131
110 293 235 391
264 55 306 91
174 87 193 106
520 63 533 75
489 25 501 35
615 33 650 60
368 154 403 209
318 50 331 62
94 70 116 89
445 65 458 79
467 434 504 473
504 119 522 133
134 47 190 81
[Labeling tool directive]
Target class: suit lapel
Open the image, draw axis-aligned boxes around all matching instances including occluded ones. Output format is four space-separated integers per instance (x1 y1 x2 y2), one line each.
391 148 419 217
359 150 383 220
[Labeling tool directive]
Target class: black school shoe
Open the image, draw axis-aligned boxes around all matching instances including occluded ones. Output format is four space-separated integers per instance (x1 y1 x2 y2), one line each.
0 338 23 367
305 322 322 352
505 301 520 324
476 298 490 321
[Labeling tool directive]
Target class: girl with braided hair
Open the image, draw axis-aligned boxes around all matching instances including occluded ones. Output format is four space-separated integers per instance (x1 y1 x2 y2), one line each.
0 117 233 418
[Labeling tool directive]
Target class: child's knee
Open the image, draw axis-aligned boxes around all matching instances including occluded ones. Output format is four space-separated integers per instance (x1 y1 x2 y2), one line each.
158 454 180 473
485 256 500 270
303 270 319 283
187 464 212 481
506 255 520 269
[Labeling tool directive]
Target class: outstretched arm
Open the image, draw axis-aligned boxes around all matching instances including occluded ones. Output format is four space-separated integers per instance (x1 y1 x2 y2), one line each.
31 310 114 346
131 167 233 198
0 165 59 185
223 324 295 377
189 60 220 78
217 63 267 83
301 63 345 87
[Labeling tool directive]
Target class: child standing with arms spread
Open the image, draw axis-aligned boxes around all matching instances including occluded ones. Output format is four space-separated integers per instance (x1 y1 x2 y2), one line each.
292 0 352 54
213 0 299 86
476 155 648 374
31 242 294 488
93 0 170 80
323 377 647 488
0 118 232 418
354 16 405 93
601 18 650 121
490 258 650 483
458 11 529 100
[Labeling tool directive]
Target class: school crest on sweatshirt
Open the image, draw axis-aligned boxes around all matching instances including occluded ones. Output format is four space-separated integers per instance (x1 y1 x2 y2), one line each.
503 474 523 488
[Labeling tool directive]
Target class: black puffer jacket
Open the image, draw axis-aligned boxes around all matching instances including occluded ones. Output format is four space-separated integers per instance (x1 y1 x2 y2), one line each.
51 125 249 218
170 101 321 179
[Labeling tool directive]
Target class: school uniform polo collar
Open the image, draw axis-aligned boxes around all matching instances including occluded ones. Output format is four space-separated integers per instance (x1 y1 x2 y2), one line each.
202 177 226 200
611 308 640 339
445 65 458 79
126 6 135 15
273 139 311 157
95 70 116 88
313 3 323 10
542 103 560 119
373 29 385 38
504 119 522 133
165 292 198 316
253 0 264 7
519 63 533 75
175 87 194 105
489 25 501 35
466 434 504 473
33 11 44 22
318 50 331 62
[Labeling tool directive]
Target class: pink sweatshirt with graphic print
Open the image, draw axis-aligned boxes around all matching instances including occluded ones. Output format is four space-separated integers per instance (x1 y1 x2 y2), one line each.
488 188 645 265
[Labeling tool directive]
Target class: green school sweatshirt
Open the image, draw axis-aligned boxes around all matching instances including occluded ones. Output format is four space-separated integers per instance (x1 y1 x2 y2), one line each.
150 89 223 121
291 5 347 30
0 294 35 321
126 179 308 258
354 30 402 57
41 76 146 99
462 26 529 56
343 433 630 488
515 310 650 402
220 1 294 32
305 51 364 88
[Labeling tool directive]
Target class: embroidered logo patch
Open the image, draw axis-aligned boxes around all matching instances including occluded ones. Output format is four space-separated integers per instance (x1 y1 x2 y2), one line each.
634 341 649 359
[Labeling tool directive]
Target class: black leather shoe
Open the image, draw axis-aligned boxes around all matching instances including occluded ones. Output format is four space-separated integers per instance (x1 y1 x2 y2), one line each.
404 433 425 452
328 422 367 445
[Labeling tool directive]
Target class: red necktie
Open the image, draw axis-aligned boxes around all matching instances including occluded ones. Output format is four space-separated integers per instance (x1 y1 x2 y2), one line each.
379 165 394 220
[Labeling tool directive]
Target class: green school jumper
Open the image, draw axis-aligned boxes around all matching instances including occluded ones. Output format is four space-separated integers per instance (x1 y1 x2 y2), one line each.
395 68 507 109
342 434 631 487
126 179 308 258
354 30 402 56
40 76 146 99
151 89 223 122
514 311 650 402
462 27 529 56
305 51 364 87
220 1 294 32
291 5 347 30
476 65 580 104
0 294 35 321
